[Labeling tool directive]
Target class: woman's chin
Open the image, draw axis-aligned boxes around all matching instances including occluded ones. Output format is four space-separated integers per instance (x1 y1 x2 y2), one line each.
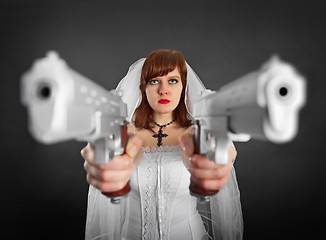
154 106 177 115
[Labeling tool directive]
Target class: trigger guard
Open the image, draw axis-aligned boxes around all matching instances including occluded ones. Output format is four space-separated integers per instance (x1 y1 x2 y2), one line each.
214 137 229 165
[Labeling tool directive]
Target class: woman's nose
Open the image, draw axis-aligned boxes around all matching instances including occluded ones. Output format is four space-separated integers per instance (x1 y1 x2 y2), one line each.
158 83 168 95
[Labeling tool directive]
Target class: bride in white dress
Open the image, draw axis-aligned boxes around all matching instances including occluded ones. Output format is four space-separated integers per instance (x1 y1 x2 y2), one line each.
81 49 243 240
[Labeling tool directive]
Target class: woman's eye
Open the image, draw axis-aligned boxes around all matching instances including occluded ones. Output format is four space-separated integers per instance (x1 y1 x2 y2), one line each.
169 79 178 84
150 80 159 85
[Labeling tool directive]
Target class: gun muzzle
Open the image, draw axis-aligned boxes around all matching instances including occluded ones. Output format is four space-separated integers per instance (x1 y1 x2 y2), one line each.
193 56 306 144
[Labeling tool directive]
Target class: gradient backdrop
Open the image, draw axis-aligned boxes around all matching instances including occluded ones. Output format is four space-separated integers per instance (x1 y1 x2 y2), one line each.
1 0 325 239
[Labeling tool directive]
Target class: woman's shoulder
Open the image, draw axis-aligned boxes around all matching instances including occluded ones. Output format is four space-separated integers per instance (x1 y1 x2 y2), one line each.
127 124 151 141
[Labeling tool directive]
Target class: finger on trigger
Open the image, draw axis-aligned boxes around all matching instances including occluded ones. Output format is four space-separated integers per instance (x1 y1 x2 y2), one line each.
81 142 96 164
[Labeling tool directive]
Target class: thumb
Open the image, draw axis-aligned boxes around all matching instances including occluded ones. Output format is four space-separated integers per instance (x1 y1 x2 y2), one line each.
179 133 194 156
125 134 143 159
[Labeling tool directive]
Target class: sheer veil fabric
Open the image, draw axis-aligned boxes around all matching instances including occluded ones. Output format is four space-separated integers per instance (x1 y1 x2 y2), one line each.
85 58 243 240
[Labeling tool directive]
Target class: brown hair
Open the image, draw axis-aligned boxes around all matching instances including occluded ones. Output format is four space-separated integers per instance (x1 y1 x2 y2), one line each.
134 49 192 130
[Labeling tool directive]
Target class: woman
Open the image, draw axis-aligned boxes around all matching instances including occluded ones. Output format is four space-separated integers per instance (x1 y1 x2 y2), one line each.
82 50 243 239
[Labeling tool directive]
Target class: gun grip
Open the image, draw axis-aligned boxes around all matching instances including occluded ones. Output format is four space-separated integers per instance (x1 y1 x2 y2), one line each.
190 120 219 200
102 181 131 204
101 123 131 204
189 181 219 197
193 120 200 155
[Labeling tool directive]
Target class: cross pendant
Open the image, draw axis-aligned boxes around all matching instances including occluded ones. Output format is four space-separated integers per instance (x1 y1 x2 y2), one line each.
153 127 168 147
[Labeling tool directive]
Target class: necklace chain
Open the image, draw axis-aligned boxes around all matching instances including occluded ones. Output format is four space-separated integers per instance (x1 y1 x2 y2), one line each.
152 119 175 129
152 119 175 147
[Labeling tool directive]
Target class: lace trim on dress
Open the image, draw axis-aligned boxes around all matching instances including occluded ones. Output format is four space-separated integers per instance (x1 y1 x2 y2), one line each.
142 159 158 240
140 145 184 240
141 145 182 153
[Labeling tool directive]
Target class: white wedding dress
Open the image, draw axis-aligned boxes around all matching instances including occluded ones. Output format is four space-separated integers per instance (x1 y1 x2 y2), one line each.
85 57 243 240
122 145 207 240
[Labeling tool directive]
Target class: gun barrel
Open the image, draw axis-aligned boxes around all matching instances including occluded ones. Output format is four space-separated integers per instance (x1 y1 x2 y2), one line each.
21 51 128 144
193 56 306 143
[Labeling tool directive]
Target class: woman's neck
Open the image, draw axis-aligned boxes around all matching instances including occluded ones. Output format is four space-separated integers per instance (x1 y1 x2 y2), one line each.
152 112 174 125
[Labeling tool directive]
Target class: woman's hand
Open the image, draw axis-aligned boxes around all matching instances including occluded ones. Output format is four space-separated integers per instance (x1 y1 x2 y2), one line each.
179 133 236 192
81 135 143 193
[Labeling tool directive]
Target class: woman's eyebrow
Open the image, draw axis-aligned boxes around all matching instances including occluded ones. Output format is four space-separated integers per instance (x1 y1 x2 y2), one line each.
168 75 181 79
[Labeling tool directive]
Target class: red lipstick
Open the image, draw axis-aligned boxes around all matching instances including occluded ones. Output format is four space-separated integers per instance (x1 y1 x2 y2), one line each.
158 99 170 104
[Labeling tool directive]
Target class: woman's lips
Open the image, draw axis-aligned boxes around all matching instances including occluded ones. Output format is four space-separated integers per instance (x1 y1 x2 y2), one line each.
158 99 170 104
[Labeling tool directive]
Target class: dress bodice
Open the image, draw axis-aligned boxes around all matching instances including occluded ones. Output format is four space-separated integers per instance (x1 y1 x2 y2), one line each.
121 145 207 240
85 145 243 240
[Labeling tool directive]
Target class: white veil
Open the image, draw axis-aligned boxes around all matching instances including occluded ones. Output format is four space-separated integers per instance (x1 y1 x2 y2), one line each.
85 58 243 240
115 58 145 122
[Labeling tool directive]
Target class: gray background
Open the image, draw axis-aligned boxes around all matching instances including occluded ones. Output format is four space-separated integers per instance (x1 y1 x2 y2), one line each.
1 0 325 239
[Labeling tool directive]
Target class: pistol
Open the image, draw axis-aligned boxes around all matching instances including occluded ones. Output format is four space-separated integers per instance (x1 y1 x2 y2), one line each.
21 51 130 204
190 56 306 201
